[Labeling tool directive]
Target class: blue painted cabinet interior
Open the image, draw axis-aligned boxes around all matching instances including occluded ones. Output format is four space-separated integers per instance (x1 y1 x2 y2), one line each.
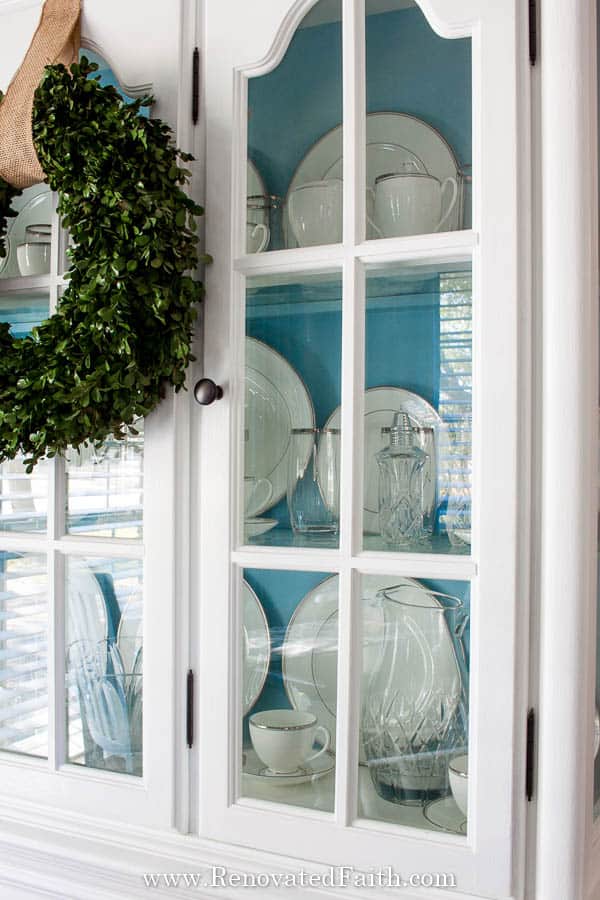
248 6 471 199
243 6 472 726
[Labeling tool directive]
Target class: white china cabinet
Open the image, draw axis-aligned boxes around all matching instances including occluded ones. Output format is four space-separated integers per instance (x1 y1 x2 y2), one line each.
0 1 598 899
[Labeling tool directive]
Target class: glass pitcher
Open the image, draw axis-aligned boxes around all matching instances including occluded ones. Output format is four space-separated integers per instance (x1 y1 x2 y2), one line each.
361 584 469 806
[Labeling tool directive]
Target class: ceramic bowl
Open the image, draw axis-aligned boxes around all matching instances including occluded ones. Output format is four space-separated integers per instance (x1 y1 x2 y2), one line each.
16 242 51 276
448 753 468 816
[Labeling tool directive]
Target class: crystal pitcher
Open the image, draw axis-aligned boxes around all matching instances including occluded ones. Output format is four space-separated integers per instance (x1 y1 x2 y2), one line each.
361 584 469 805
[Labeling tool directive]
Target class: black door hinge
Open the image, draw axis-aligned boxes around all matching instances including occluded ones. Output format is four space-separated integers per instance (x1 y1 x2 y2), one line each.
186 669 194 748
526 708 535 801
192 47 200 125
529 0 537 66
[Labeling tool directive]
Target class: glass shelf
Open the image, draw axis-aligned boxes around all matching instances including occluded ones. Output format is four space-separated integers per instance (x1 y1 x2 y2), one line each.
244 526 467 556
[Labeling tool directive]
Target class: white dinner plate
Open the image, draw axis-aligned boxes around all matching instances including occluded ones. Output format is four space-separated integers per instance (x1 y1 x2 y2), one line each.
245 337 315 516
323 385 446 534
242 580 271 714
285 112 461 246
115 579 269 714
282 573 459 761
0 183 52 279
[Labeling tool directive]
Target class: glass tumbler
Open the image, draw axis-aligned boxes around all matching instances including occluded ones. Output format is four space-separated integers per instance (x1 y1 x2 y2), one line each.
287 428 340 535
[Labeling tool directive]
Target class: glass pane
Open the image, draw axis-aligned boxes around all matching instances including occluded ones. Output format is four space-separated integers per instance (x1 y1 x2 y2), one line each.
362 262 472 554
359 575 470 834
246 0 342 252
0 184 52 280
0 551 48 758
65 420 144 539
244 272 342 548
66 555 143 776
0 291 50 533
241 569 337 813
365 0 471 240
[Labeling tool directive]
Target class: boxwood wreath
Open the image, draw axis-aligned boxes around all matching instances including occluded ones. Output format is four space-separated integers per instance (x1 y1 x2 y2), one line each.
0 57 206 470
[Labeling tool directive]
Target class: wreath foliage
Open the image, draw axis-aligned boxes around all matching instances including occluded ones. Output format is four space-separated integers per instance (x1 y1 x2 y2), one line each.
0 57 205 470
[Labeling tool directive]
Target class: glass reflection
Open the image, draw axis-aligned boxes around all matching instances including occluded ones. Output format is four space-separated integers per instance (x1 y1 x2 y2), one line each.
0 291 50 533
244 272 342 549
66 420 144 539
363 262 472 554
247 0 342 252
359 575 470 834
365 0 471 239
0 552 48 758
241 569 337 813
66 556 143 776
0 184 52 280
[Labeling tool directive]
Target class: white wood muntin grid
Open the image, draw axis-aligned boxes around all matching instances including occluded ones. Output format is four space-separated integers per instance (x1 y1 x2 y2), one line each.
200 0 529 895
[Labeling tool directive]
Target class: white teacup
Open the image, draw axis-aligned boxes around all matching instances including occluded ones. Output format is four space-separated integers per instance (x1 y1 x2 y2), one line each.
244 476 272 517
249 709 331 774
288 179 342 247
16 242 51 276
246 222 270 254
374 173 458 237
448 753 468 816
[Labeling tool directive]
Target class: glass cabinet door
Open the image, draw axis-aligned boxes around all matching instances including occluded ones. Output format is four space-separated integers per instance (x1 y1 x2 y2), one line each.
0 3 187 830
202 0 526 896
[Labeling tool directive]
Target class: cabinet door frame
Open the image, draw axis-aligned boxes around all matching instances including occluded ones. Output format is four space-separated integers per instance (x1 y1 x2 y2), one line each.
535 2 600 900
199 0 532 896
0 0 198 833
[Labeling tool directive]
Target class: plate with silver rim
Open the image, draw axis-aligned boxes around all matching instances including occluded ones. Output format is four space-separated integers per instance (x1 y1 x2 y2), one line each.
423 795 467 835
284 112 462 246
282 573 458 761
245 337 315 517
322 385 446 534
243 747 334 786
242 580 271 714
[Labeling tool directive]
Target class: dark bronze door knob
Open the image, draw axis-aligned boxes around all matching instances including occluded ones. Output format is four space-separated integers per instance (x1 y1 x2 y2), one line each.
194 378 223 405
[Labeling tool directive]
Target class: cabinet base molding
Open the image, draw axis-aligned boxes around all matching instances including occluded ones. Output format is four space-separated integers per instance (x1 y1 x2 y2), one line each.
0 796 517 900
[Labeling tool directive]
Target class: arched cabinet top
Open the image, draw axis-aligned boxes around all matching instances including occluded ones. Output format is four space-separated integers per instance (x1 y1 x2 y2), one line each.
206 0 479 77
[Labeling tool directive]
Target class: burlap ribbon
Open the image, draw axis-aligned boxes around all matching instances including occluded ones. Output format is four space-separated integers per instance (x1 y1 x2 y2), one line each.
0 0 80 189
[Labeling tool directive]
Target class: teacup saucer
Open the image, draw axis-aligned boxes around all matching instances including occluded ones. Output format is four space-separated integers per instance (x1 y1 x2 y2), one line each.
244 517 278 538
423 795 467 835
243 749 334 786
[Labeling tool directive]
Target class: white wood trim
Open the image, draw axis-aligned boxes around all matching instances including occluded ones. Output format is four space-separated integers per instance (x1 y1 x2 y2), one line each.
0 797 500 900
0 533 145 557
233 230 477 275
537 1 599 899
